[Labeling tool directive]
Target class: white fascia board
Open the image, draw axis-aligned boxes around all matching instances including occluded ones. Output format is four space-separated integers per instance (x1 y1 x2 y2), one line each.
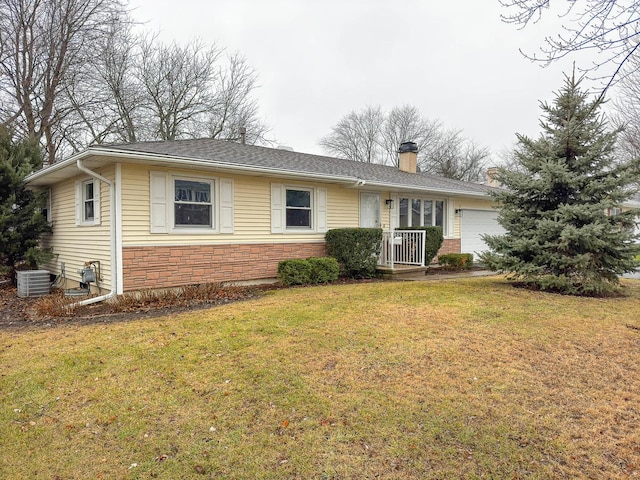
361 180 493 199
24 150 93 186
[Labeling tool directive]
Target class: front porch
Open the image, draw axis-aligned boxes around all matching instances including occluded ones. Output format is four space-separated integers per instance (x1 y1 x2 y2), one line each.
377 230 427 268
376 231 461 276
377 263 429 279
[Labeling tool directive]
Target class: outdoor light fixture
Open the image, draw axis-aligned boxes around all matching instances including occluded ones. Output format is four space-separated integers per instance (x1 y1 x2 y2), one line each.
385 198 394 209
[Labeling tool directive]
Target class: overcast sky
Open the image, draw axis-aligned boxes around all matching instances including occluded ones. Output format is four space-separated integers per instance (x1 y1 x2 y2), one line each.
129 0 600 163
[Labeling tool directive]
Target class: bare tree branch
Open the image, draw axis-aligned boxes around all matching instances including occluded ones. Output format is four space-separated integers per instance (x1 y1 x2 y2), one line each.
380 105 442 167
500 0 640 84
320 105 490 181
1 2 271 160
612 55 640 165
320 106 384 163
0 0 130 163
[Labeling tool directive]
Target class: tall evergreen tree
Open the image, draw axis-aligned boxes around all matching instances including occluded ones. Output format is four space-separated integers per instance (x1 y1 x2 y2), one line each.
482 74 640 295
0 126 52 281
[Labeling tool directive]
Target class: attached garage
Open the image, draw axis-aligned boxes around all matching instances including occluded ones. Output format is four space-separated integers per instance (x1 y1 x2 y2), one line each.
460 209 504 256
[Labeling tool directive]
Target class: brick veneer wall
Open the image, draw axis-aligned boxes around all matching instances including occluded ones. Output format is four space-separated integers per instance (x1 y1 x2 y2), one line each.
437 238 461 256
122 242 326 291
122 238 462 291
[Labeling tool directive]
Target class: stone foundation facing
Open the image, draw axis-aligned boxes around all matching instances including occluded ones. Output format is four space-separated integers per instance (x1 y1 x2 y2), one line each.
122 242 326 291
122 238 462 291
436 238 461 257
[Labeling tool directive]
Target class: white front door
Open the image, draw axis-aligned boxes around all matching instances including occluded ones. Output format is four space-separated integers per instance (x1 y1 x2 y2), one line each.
360 193 381 228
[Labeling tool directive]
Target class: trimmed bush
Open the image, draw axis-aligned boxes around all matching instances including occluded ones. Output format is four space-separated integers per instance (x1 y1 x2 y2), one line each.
397 226 444 264
325 228 383 278
277 257 340 286
277 259 312 286
307 257 340 284
438 253 474 270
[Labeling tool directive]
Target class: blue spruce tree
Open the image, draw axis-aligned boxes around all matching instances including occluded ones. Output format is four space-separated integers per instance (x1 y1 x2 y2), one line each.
482 74 640 295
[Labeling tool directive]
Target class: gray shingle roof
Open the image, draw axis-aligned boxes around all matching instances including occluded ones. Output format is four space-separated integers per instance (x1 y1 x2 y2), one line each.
95 138 494 196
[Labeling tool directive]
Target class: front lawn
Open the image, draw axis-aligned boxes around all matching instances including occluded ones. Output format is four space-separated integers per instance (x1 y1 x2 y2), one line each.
1 278 639 479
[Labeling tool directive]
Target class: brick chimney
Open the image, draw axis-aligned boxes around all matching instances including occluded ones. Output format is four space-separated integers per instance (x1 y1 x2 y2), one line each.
398 141 418 174
486 167 500 187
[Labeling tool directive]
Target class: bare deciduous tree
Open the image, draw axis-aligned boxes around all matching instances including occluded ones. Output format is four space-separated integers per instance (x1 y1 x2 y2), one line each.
320 104 490 182
206 53 270 144
139 38 221 141
320 106 384 163
83 37 270 147
612 56 640 163
380 105 442 167
0 0 129 163
1 1 270 162
500 0 640 85
422 130 491 182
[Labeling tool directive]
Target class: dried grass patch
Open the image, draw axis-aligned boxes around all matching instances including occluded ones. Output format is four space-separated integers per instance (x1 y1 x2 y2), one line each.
1 278 639 478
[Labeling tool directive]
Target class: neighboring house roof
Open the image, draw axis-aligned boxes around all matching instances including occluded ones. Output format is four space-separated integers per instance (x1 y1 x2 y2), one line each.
25 138 496 198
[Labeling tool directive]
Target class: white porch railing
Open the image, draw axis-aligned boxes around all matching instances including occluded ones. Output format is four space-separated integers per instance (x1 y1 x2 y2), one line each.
378 230 426 268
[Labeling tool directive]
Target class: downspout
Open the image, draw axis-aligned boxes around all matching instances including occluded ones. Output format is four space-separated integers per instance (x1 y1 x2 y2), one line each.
73 159 117 306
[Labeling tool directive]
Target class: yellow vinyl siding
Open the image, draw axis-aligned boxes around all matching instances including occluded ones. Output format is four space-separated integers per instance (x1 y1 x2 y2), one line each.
233 176 272 235
120 165 360 246
327 187 359 228
41 167 113 292
452 197 499 239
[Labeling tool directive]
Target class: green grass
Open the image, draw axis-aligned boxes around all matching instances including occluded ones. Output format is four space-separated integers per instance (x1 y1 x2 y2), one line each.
2 277 640 479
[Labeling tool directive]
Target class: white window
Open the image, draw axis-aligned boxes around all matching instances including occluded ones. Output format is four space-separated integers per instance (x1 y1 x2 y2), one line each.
607 207 622 216
270 183 327 234
42 189 52 223
149 171 234 234
399 197 446 232
286 188 313 229
174 178 214 228
83 180 95 222
75 178 101 226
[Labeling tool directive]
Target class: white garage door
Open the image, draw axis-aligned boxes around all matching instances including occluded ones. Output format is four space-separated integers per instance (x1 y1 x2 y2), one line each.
460 210 504 256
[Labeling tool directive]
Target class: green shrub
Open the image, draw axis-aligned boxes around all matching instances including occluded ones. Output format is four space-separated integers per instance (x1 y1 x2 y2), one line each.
438 253 474 270
24 247 54 269
307 257 340 283
325 228 382 278
277 257 340 286
277 259 312 286
397 226 444 264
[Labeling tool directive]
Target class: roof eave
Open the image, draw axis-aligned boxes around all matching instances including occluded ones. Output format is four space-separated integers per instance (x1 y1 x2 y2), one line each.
24 150 92 186
24 145 493 199
362 180 492 198
88 147 363 185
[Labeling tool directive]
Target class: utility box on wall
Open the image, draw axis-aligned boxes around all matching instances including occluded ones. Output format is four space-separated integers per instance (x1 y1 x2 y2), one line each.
17 270 51 298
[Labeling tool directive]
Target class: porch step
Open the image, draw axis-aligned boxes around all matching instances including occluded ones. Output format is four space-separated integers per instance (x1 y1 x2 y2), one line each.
377 265 429 279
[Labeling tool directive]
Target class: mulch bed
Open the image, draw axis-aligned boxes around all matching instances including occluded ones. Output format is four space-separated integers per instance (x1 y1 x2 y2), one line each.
0 283 268 331
0 277 384 331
